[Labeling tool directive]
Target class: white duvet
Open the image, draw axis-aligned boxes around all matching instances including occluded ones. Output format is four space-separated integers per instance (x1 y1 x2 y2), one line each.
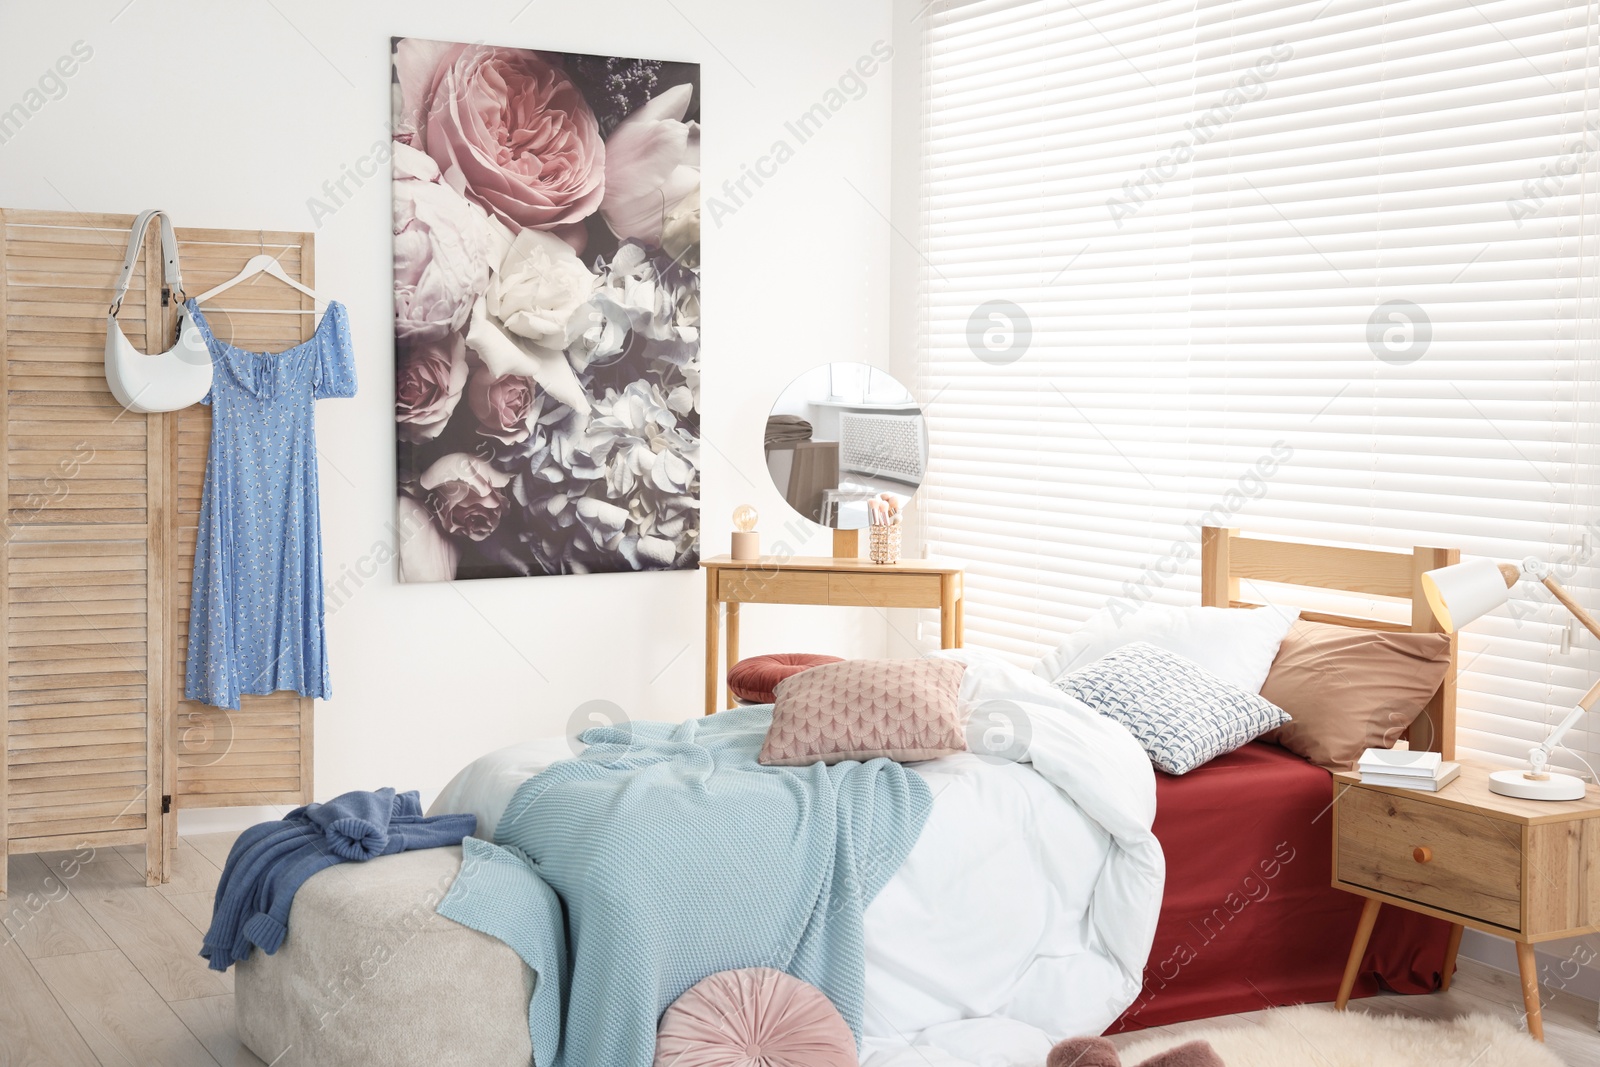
428 650 1164 1067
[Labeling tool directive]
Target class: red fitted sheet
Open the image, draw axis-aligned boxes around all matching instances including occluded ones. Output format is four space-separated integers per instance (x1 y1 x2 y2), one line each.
1108 741 1451 1032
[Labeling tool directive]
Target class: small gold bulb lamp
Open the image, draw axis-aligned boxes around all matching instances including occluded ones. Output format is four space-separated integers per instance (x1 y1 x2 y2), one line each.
1421 557 1599 801
731 505 760 561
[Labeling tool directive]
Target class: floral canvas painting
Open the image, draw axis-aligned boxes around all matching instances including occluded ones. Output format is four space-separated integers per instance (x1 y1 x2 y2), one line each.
391 38 700 581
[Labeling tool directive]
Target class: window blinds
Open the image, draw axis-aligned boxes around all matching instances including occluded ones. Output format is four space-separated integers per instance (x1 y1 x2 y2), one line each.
920 0 1600 766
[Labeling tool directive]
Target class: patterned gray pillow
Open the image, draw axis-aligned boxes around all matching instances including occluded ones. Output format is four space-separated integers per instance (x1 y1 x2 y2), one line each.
1054 642 1291 775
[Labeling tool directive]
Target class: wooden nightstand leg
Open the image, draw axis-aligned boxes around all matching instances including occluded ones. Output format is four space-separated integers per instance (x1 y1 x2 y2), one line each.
1516 941 1544 1042
1336 897 1383 1010
1440 923 1464 991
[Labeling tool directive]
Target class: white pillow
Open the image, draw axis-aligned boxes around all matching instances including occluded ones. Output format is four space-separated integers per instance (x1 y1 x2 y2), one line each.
1055 642 1292 774
426 736 574 840
1033 602 1300 694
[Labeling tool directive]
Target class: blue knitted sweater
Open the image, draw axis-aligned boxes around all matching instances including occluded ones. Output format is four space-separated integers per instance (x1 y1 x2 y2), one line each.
201 788 474 972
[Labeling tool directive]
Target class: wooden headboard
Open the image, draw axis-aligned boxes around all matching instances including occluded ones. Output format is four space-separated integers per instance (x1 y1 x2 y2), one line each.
1200 527 1460 759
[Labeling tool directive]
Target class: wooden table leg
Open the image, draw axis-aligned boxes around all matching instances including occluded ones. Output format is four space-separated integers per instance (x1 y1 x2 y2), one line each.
704 577 719 716
939 576 956 649
1336 897 1382 1010
1516 940 1544 1042
953 585 964 648
1440 923 1464 991
725 601 741 709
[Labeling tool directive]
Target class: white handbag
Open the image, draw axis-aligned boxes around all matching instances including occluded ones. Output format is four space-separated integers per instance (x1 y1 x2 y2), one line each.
104 209 213 413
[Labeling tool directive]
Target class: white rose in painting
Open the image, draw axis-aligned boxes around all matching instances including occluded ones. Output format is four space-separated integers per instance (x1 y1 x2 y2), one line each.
488 228 595 351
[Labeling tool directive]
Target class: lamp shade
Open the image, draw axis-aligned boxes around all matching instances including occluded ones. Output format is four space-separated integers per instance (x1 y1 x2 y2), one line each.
1420 557 1514 632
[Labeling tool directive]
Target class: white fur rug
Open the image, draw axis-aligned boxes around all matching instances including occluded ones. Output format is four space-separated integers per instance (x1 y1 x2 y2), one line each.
1118 1006 1564 1067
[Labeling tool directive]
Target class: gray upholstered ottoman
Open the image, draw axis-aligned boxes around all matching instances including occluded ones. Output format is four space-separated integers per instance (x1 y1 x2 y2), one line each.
235 845 534 1067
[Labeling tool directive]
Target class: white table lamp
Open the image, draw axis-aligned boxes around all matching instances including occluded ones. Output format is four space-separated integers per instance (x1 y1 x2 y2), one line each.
1420 557 1599 801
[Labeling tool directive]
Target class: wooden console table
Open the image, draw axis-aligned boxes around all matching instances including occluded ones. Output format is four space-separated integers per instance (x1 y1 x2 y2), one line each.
700 555 965 714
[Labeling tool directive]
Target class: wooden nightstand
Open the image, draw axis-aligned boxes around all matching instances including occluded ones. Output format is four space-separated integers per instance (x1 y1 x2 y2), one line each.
1330 759 1600 1040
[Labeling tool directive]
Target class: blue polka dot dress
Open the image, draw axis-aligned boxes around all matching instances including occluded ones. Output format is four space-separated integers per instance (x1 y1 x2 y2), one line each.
183 300 357 710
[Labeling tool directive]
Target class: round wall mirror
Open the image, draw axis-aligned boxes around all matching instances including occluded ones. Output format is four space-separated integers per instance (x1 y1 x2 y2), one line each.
764 362 926 530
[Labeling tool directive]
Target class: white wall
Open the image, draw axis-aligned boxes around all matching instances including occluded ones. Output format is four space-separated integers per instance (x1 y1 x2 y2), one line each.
887 0 923 399
0 0 897 814
884 0 927 651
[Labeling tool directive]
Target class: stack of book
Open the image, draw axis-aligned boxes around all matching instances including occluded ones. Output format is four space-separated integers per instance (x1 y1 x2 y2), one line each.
1357 749 1461 792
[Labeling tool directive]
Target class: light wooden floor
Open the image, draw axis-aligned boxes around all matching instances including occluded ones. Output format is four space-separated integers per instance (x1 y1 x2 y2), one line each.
2 830 1596 1066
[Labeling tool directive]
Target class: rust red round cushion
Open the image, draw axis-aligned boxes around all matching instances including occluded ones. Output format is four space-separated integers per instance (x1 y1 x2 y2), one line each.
654 968 856 1067
727 653 843 705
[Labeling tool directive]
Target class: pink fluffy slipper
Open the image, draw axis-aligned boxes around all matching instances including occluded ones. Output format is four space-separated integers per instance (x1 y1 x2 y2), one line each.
1048 1036 1225 1067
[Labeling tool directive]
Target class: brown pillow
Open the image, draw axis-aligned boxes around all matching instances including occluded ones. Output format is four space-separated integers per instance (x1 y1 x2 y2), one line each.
759 659 968 766
1259 620 1452 771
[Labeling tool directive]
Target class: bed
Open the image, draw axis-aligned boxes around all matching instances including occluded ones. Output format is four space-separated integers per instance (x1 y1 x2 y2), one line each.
1106 527 1460 1030
234 527 1461 1067
421 658 1165 1063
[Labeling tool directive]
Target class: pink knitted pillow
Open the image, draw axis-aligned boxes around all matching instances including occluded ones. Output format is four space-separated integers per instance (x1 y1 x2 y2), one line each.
654 967 857 1067
758 658 967 767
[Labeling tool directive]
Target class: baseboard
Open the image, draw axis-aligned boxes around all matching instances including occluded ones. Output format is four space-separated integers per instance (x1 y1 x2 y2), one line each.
1459 929 1600 1003
177 805 290 837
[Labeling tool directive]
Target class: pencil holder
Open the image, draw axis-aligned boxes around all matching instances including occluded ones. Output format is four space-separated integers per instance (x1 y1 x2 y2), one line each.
869 522 901 565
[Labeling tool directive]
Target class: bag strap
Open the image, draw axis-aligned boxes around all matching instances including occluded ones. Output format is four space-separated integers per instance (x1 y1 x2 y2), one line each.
109 209 184 316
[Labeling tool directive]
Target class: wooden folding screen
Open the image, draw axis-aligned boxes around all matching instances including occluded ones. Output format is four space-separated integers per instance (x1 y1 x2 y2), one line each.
0 209 316 896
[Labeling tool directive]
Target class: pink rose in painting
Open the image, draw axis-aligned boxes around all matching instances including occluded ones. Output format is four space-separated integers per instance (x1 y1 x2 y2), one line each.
396 333 468 443
600 83 700 246
393 142 495 340
467 360 539 446
393 38 458 147
421 453 512 542
414 45 605 231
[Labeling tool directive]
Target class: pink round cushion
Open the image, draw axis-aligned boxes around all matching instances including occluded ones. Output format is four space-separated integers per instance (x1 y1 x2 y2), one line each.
727 654 844 705
654 968 856 1067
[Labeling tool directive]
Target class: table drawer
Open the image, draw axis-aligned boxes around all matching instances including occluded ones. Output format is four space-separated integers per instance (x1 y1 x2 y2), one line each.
1336 787 1522 929
827 572 942 608
717 569 831 605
